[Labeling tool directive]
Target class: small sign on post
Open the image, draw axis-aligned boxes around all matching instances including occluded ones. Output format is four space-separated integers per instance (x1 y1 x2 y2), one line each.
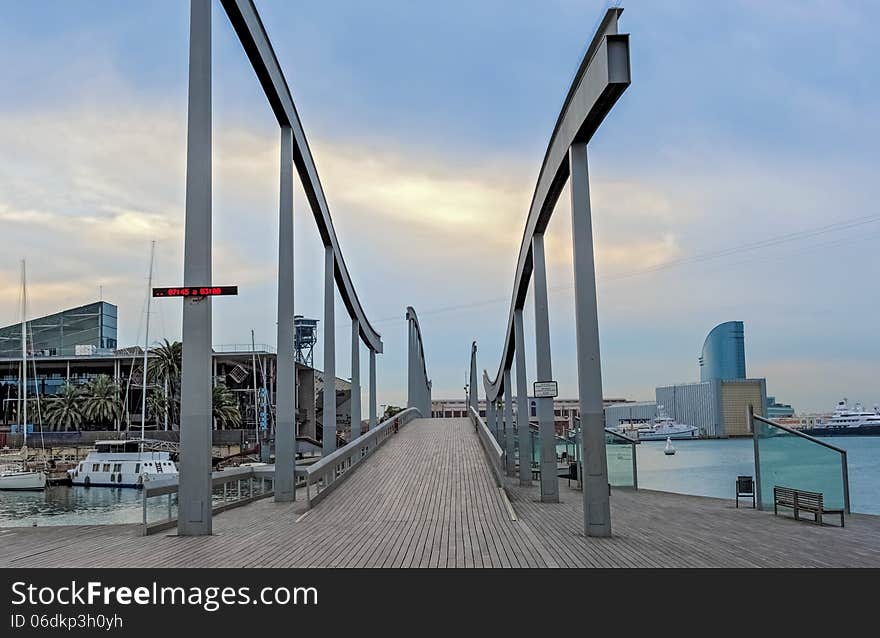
533 380 558 398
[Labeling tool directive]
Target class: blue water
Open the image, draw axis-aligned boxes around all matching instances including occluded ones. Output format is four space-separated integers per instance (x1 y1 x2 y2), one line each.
635 436 880 514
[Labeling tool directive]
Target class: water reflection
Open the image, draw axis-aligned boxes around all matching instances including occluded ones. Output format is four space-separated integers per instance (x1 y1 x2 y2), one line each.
0 486 158 527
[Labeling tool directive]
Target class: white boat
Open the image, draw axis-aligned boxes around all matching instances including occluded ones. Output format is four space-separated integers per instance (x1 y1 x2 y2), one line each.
0 466 46 491
635 406 699 441
664 437 676 455
0 261 46 492
68 440 178 488
802 399 880 435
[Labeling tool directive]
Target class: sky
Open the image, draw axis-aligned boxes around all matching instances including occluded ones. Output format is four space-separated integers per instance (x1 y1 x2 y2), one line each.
0 0 878 413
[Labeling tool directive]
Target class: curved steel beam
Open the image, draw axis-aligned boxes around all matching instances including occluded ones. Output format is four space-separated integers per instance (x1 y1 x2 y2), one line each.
406 306 431 387
483 7 630 400
221 0 382 353
406 306 431 416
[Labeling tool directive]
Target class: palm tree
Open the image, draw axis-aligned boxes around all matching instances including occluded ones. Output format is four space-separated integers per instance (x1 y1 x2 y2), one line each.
43 383 85 431
82 374 121 429
212 385 241 430
146 388 169 430
148 339 182 430
149 339 182 387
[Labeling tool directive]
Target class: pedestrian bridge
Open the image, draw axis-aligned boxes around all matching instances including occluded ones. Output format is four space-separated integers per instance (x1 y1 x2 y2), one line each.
3 415 879 568
5 2 879 568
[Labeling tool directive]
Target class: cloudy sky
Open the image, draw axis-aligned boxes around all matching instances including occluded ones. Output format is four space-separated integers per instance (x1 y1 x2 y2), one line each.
1 0 877 413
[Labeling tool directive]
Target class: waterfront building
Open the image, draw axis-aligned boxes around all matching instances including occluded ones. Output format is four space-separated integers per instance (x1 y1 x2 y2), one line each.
0 300 358 444
0 301 117 358
699 320 746 382
647 321 769 437
0 344 351 441
766 395 795 419
656 377 767 437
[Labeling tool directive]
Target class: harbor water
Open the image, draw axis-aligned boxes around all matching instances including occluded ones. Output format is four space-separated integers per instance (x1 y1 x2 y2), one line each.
2 437 879 527
0 485 171 528
636 436 880 514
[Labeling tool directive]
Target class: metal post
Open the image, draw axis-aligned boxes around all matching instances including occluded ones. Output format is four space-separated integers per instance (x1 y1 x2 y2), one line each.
322 245 336 456
569 142 609 535
486 393 496 438
503 369 515 477
274 125 296 502
514 309 531 485
350 318 361 440
178 0 213 536
532 233 558 503
407 318 418 412
750 404 762 509
469 343 478 414
369 348 377 429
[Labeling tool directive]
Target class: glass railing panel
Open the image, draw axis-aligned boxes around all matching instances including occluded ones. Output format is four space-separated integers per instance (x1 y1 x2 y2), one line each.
605 429 636 488
143 492 178 527
530 430 540 470
754 416 848 511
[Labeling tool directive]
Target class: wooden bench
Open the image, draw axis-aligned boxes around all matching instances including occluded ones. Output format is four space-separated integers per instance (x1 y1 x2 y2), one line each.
773 486 844 527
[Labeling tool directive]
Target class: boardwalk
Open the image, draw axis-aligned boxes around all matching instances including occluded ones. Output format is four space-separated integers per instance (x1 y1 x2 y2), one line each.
2 417 879 567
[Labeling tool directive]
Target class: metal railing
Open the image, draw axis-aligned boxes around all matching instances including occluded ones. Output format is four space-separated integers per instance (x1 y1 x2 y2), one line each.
470 406 505 486
295 407 421 508
750 409 850 514
212 343 276 354
141 464 277 535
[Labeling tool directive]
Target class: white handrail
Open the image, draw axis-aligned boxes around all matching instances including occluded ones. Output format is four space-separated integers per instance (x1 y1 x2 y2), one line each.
296 407 422 508
470 406 505 486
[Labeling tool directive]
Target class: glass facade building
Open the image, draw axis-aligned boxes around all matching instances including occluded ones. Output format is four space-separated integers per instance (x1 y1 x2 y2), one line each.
0 301 117 358
699 321 745 382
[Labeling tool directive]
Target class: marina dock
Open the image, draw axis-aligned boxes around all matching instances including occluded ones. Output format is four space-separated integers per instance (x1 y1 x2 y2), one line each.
2 418 878 568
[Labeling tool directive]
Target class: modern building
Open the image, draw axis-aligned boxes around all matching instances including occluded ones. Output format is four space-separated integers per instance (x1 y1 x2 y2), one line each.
656 378 767 438
0 301 117 358
609 321 769 438
0 344 352 442
699 320 745 382
766 396 795 419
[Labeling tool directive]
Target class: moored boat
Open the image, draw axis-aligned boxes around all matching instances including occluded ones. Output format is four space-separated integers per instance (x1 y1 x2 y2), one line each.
0 467 46 491
800 399 880 437
68 440 178 488
634 406 699 441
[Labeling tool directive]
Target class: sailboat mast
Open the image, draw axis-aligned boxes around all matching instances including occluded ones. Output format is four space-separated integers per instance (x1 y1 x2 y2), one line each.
251 329 259 446
20 260 27 448
141 241 156 445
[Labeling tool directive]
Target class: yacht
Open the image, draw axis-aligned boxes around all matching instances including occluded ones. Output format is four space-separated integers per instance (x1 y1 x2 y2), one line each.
634 406 699 441
68 440 178 488
800 400 880 437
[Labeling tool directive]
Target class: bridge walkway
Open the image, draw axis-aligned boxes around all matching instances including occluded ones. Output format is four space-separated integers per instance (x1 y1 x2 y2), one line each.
3 417 879 567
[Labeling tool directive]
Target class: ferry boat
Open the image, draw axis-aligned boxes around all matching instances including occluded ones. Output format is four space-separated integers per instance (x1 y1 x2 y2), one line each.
633 406 699 441
800 400 880 437
68 440 178 488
